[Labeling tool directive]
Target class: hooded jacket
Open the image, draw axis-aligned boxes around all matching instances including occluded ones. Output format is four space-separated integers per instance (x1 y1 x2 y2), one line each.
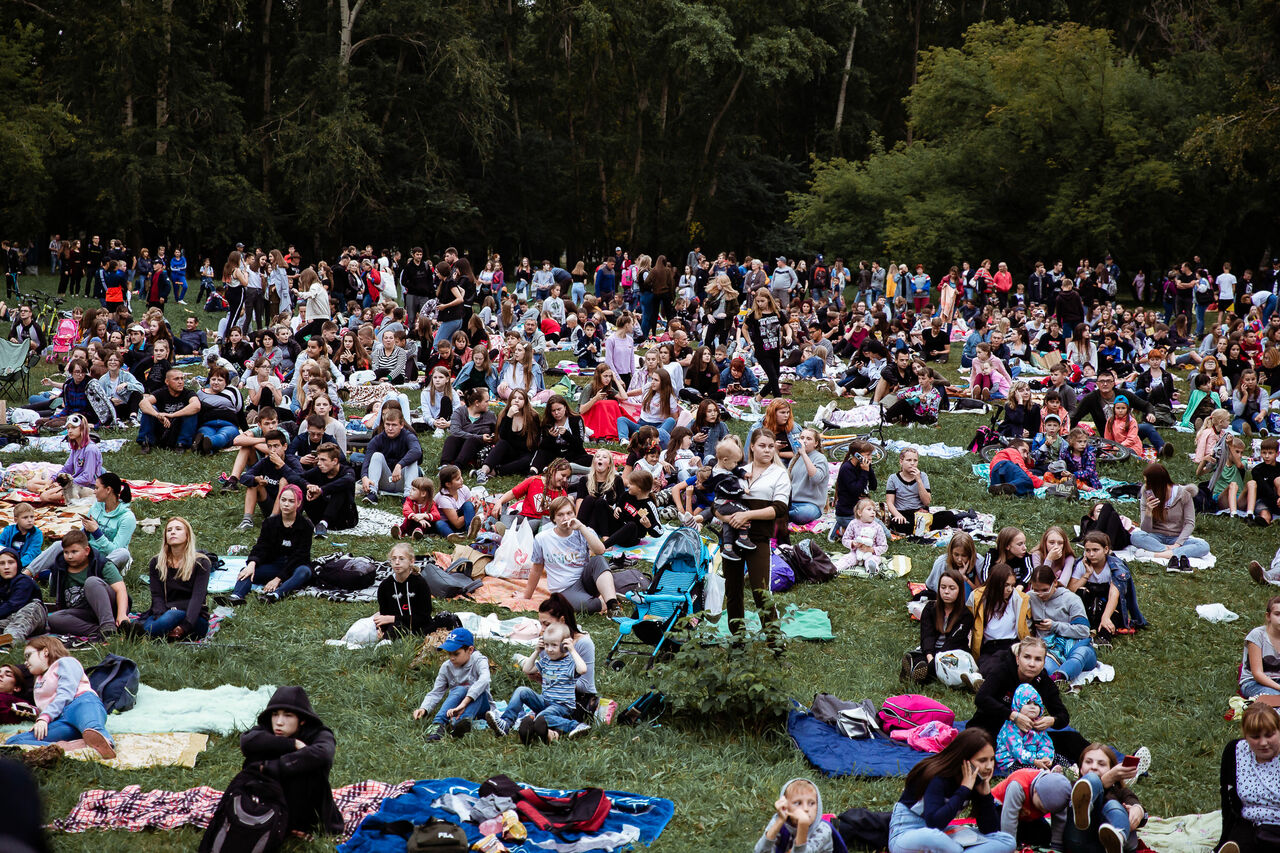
754 777 834 853
0 567 41 619
240 686 342 834
1027 586 1091 641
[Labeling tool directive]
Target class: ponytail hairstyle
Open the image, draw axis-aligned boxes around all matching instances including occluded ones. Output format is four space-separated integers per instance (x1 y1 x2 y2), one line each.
97 471 131 504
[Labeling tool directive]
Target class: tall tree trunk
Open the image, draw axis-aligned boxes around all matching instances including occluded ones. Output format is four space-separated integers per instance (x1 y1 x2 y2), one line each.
336 0 365 88
833 0 863 134
907 0 923 145
685 67 745 230
155 0 172 155
597 158 610 239
262 0 273 194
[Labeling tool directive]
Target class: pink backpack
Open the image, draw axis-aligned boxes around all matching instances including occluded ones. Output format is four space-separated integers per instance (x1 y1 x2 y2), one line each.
889 720 960 753
877 694 955 733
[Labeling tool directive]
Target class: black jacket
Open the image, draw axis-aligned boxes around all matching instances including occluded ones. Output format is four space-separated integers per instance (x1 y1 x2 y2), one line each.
399 259 435 296
969 649 1070 737
145 555 210 633
376 573 433 637
240 686 342 834
1071 388 1150 429
919 601 974 656
247 514 313 573
302 463 358 529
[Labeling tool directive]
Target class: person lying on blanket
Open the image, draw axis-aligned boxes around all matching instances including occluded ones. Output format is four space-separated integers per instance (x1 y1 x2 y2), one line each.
239 686 342 836
5 636 115 759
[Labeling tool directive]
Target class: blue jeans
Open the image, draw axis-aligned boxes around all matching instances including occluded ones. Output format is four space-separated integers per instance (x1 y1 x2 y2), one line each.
1128 529 1210 558
571 283 585 305
434 501 476 536
796 357 826 379
138 412 199 448
1044 637 1097 682
829 514 854 542
500 685 577 733
142 608 209 639
1233 414 1266 434
1137 422 1165 452
197 419 241 451
1195 302 1208 337
6 692 113 747
639 292 658 337
1063 772 1132 849
617 416 675 446
28 391 55 407
990 460 1035 495
1264 292 1279 324
434 318 464 347
888 803 1015 853
232 562 313 599
1241 676 1280 698
432 684 492 725
789 502 823 524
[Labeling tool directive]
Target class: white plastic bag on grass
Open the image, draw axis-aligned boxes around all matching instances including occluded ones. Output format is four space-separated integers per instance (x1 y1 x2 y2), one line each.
488 518 535 579
340 616 381 647
1196 603 1239 623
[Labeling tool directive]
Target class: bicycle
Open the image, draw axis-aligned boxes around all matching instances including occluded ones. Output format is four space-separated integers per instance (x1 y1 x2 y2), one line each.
976 407 1132 464
815 402 889 464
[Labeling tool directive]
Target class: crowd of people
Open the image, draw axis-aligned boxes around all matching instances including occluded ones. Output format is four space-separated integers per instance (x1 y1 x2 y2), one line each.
0 241 1277 852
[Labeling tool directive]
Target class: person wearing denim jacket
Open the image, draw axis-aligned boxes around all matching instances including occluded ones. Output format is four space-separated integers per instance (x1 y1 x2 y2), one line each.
1069 532 1146 640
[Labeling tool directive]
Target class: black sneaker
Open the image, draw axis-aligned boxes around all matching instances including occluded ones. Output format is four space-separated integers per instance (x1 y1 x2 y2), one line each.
736 535 757 551
1166 556 1181 573
362 491 379 506
605 598 624 618
425 724 445 742
450 718 472 738
517 715 536 746
484 710 508 738
1179 555 1191 572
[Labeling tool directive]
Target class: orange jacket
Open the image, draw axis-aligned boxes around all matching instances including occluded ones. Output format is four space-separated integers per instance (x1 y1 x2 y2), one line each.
1104 416 1143 454
989 446 1044 489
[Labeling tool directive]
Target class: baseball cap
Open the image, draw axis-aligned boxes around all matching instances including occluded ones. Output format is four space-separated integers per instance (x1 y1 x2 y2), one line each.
1043 413 1061 425
615 246 622 252
776 256 787 263
128 324 144 332
1032 771 1072 813
1113 394 1129 406
730 357 746 370
439 628 475 652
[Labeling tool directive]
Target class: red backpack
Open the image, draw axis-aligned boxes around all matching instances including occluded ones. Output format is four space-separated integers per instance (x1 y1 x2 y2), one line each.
478 775 611 835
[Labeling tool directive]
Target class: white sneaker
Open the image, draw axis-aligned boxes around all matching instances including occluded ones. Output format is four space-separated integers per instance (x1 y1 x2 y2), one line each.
1097 824 1124 853
178 299 188 304
1131 745 1151 779
567 722 591 739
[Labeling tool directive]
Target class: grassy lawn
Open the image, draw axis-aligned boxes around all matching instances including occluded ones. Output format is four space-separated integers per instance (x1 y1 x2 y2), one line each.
5 275 1276 852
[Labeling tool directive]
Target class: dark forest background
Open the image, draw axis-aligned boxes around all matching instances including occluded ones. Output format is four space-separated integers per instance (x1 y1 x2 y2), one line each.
6 0 1280 271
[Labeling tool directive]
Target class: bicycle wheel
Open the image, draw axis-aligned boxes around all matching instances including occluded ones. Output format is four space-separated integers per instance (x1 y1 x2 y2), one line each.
980 442 1006 463
1092 438 1132 463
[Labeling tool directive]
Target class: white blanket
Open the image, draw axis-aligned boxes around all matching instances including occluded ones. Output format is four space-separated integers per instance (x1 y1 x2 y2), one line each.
0 684 275 736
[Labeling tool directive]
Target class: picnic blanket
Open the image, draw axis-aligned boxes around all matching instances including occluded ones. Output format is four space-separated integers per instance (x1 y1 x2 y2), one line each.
1137 810 1220 853
0 502 87 539
1 684 274 737
1 477 211 505
54 779 415 838
455 610 543 645
884 439 969 460
10 732 210 770
468 574 550 612
971 463 1137 503
1116 545 1218 571
1 436 129 454
338 778 674 853
713 605 833 641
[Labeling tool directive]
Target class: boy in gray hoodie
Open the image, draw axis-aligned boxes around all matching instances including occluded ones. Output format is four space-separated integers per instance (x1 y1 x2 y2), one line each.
412 627 492 742
1028 566 1097 683
755 777 834 853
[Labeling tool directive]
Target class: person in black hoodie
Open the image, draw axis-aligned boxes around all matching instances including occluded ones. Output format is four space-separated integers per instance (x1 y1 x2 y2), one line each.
302 444 357 538
237 429 304 531
239 685 343 837
372 542 433 638
229 486 314 605
0 547 45 645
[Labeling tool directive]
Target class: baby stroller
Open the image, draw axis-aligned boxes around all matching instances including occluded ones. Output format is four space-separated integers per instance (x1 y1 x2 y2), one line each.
606 527 709 670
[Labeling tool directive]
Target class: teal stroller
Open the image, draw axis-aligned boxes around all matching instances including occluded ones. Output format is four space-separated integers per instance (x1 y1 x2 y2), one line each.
606 528 710 670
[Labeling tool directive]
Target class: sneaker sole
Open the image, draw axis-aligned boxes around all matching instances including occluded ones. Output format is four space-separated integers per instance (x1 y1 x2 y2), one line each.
1098 823 1123 853
1071 778 1092 830
484 711 505 738
82 729 116 760
1250 561 1266 584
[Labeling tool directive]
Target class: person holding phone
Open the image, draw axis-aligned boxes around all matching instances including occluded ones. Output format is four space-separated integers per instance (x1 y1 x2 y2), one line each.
888 727 1015 853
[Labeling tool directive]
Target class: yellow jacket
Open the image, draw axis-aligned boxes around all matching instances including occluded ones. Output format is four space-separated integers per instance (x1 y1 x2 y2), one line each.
969 586 1031 657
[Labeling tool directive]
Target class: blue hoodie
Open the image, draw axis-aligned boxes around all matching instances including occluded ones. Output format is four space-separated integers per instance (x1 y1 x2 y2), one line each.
0 523 43 568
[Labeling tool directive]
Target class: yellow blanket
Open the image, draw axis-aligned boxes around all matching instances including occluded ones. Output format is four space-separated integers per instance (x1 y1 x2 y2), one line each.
16 732 209 769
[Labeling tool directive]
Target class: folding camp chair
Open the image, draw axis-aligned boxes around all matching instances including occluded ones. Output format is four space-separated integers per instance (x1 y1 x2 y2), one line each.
0 337 31 400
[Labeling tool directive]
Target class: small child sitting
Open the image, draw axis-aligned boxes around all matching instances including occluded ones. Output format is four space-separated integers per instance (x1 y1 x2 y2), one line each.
634 444 667 491
995 683 1055 772
486 621 589 743
0 503 44 574
754 777 834 853
393 476 439 540
1060 427 1101 490
709 437 754 558
412 627 492 742
841 498 888 575
602 470 661 550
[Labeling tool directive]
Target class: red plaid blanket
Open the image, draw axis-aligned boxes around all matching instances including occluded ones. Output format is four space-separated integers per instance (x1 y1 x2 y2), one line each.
4 479 211 506
53 779 414 838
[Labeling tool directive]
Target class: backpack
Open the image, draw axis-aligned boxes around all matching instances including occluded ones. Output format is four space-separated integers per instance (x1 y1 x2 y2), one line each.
85 654 139 713
769 550 795 592
198 767 289 853
619 690 666 725
314 555 377 590
834 808 891 852
779 539 838 583
421 562 483 599
877 694 954 733
478 775 611 835
968 425 1000 454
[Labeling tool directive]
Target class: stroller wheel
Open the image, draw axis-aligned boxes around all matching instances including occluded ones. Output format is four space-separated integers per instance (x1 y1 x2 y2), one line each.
610 659 626 671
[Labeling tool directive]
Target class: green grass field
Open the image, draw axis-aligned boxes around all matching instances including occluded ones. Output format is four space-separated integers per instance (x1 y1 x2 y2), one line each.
4 275 1276 852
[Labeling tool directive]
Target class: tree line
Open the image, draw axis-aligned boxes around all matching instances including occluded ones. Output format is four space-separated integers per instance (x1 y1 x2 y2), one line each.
4 1 1278 272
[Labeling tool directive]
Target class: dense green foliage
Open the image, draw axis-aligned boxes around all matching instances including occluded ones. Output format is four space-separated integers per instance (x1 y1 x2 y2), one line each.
11 1 1280 265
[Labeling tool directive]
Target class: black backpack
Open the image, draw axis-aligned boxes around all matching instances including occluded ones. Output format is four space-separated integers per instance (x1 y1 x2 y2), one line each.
314 555 377 590
421 562 482 599
85 654 139 713
778 540 838 583
834 808 891 851
199 767 289 853
408 818 469 852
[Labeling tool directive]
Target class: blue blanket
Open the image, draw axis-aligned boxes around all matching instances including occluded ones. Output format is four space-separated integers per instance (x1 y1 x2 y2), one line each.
338 777 675 853
787 710 961 778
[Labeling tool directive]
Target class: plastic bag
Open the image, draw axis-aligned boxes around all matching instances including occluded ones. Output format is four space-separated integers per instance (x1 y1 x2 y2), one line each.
704 564 725 615
340 616 381 647
488 518 535 579
934 649 979 688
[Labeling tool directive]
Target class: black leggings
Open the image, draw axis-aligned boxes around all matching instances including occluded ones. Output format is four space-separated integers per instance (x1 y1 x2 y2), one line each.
112 391 141 419
758 351 781 397
484 439 535 475
440 434 488 471
884 399 936 426
723 533 777 635
577 493 620 539
704 318 732 348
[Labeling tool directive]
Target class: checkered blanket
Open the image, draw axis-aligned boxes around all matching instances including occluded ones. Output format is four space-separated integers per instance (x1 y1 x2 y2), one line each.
53 779 415 837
